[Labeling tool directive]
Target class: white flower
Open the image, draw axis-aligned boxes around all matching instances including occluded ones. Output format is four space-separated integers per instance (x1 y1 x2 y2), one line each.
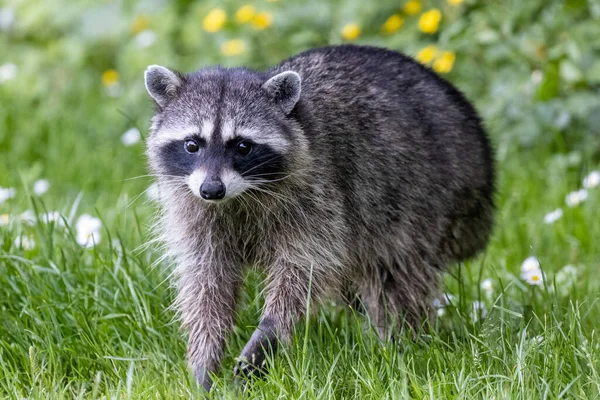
481 278 493 296
1 213 10 225
521 256 544 286
531 335 544 344
543 208 563 224
121 128 141 146
19 210 36 225
0 62 17 83
14 235 35 250
135 30 156 48
0 186 16 203
565 189 588 207
471 301 487 322
531 70 543 85
146 182 160 201
33 179 50 196
583 171 600 189
555 264 577 285
522 268 544 286
76 214 102 248
105 82 122 97
0 7 15 31
436 308 446 317
41 211 64 226
521 256 540 274
433 293 454 309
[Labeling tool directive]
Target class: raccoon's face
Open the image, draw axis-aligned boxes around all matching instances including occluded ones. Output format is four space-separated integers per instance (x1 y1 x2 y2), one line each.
144 66 303 203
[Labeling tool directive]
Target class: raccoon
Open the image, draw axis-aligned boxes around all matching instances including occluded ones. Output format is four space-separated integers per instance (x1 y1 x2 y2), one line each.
144 45 495 392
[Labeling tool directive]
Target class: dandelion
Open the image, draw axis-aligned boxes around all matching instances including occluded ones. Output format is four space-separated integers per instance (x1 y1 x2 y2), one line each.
341 23 361 41
543 208 563 224
76 214 102 248
382 14 403 34
102 69 119 87
236 5 256 24
448 0 464 5
20 210 36 225
481 278 493 297
583 170 600 189
471 301 487 322
121 128 141 146
0 186 16 203
252 12 273 30
221 39 246 56
0 62 17 83
33 179 50 196
415 45 438 64
0 213 10 225
419 9 442 34
130 15 150 35
135 30 156 48
14 235 35 250
433 51 455 74
403 0 422 15
203 8 226 33
565 189 588 207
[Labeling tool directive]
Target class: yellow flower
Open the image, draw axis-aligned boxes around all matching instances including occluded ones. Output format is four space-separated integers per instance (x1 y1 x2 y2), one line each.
130 15 150 35
403 0 422 15
415 45 438 64
221 39 246 56
203 8 226 33
382 14 403 34
252 12 273 30
235 5 256 24
433 51 456 74
341 23 361 41
101 69 119 87
419 8 442 34
448 0 464 5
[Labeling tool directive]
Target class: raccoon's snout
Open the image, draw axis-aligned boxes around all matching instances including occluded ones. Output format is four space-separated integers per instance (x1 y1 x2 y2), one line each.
200 179 226 200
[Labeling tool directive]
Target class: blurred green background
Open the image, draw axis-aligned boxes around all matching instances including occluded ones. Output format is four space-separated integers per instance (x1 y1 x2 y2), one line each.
1 0 600 398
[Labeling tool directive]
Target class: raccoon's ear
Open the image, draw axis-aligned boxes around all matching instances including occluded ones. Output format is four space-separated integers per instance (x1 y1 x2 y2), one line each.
262 71 301 115
144 65 185 108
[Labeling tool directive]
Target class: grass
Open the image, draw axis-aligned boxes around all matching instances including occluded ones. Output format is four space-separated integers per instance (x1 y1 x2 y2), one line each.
2 4 600 396
1 102 599 399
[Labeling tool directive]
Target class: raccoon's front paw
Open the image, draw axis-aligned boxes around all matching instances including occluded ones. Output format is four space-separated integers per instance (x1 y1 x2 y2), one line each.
233 354 268 388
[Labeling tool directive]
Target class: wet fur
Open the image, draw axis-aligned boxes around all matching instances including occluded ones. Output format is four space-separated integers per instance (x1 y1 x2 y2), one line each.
145 45 495 391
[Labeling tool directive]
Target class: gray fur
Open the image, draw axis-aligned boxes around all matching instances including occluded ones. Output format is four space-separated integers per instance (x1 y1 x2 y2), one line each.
144 45 495 392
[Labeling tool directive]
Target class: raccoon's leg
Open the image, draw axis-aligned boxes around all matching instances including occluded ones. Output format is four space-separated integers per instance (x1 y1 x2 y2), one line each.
234 261 328 381
178 257 243 393
360 261 438 340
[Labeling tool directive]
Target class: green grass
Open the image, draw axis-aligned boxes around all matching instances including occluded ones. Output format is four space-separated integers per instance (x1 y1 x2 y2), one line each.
2 97 599 399
2 0 600 398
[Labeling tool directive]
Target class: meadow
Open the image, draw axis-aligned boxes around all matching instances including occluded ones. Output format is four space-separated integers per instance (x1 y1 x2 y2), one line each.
1 0 600 398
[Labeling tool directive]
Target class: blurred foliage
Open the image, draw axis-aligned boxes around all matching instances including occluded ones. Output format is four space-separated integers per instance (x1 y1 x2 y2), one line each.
1 0 600 159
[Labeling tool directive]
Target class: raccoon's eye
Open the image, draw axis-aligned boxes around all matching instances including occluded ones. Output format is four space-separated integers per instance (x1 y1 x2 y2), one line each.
236 141 253 156
184 140 200 154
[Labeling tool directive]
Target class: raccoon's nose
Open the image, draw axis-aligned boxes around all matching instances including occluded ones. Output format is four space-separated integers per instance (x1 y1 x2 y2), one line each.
200 180 226 200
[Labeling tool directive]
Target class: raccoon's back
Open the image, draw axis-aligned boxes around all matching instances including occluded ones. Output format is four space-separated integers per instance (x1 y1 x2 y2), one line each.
273 45 495 262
